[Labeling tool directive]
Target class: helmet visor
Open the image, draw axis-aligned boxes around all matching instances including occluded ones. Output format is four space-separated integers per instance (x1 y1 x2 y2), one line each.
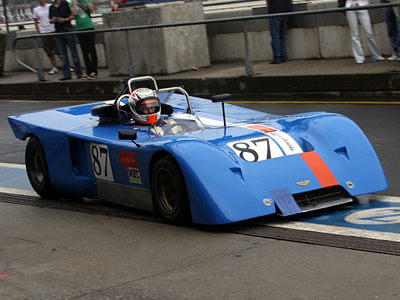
136 98 160 115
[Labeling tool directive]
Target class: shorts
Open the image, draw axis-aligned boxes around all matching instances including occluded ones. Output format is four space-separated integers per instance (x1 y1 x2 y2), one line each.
42 35 60 57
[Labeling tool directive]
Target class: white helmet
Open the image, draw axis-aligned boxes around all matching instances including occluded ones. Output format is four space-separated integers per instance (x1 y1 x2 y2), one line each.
128 87 161 125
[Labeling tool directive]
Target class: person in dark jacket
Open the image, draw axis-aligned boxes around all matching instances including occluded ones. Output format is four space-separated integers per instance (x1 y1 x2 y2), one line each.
267 0 292 64
49 0 83 80
381 0 400 61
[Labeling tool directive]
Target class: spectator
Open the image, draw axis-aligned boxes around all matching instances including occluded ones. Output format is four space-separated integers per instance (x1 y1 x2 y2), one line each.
381 0 400 61
71 0 98 79
343 0 384 64
49 0 83 80
32 0 60 75
267 0 292 64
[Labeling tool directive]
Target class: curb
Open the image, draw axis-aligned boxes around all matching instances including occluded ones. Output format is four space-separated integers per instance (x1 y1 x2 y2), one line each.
1 72 400 101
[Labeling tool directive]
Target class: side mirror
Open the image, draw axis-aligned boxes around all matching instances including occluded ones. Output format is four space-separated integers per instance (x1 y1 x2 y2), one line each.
118 129 137 140
211 93 232 103
211 93 232 128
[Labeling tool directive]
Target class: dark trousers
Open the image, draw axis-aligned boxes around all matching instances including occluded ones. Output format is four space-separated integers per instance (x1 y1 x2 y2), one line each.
384 7 400 55
78 29 98 75
56 29 82 78
269 17 288 63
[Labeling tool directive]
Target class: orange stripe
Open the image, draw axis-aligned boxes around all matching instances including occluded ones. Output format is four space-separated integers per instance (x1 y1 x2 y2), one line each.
300 151 339 188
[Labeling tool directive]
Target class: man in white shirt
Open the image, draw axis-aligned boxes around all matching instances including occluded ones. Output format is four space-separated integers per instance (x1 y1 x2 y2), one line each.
33 0 61 75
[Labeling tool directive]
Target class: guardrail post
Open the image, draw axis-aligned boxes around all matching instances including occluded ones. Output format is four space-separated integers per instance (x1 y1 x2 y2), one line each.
33 36 45 82
243 20 254 76
124 30 135 77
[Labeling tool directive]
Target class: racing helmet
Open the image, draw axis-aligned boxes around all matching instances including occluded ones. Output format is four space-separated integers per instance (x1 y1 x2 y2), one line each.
128 87 161 125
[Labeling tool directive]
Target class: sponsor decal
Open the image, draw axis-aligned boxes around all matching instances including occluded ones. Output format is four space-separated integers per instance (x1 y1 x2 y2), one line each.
247 124 276 133
119 151 138 168
245 124 302 155
128 167 142 184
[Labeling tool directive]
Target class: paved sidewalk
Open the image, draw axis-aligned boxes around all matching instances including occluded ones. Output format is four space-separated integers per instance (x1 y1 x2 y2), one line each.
1 58 400 100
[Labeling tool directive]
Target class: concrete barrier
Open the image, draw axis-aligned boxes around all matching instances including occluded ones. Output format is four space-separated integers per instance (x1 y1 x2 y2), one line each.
102 1 209 75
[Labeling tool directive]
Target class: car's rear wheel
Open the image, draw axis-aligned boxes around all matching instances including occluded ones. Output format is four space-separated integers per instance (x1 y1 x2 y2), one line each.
152 157 191 225
25 137 56 198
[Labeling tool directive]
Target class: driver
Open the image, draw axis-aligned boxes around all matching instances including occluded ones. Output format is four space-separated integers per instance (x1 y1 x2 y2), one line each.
128 87 161 125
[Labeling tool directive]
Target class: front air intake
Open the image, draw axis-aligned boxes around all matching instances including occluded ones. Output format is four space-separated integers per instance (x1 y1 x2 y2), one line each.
293 186 352 212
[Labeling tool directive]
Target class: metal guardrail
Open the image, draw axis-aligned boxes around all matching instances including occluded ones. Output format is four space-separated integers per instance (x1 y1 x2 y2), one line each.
12 2 400 81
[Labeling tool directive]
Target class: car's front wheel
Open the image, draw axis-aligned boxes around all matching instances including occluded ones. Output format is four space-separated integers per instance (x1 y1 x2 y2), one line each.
25 137 56 198
152 157 191 225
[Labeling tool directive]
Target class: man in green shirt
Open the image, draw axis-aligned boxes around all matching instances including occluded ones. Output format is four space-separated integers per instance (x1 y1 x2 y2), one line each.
71 0 98 79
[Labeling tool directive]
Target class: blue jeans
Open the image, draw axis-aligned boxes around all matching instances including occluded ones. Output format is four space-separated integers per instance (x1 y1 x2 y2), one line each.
384 7 400 55
56 28 82 78
269 17 288 63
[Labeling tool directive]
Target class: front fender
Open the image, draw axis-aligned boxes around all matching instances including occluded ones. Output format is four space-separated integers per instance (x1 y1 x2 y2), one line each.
293 113 388 196
166 140 277 224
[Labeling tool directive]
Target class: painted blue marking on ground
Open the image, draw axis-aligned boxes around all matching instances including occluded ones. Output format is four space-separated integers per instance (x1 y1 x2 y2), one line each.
0 166 32 190
299 197 400 234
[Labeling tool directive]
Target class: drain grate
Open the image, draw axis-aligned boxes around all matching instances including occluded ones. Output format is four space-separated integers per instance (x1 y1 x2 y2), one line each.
224 222 400 256
0 192 160 223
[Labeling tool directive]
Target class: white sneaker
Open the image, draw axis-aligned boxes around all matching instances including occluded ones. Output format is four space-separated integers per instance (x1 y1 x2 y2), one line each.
388 54 399 61
48 67 58 75
88 72 97 79
373 56 385 62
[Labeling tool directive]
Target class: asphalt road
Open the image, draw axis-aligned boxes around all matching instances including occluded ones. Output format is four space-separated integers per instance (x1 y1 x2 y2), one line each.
1 99 400 300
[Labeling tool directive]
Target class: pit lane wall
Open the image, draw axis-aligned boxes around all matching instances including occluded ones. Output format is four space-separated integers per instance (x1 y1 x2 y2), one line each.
3 0 394 74
207 0 392 63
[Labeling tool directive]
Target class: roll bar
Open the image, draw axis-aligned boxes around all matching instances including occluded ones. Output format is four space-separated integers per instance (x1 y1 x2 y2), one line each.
119 76 193 114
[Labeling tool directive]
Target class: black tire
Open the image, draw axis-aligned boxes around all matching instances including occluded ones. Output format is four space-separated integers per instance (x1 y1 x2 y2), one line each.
25 137 56 198
152 157 191 225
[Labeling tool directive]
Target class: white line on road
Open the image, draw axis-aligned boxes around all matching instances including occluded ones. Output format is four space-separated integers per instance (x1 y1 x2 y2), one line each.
268 220 400 243
0 187 37 197
0 162 26 169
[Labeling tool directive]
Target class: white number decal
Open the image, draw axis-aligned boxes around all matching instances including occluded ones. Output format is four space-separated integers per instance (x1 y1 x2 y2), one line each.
228 137 284 162
90 143 114 181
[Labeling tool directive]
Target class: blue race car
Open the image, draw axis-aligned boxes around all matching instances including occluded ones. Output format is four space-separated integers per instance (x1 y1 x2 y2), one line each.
8 76 388 225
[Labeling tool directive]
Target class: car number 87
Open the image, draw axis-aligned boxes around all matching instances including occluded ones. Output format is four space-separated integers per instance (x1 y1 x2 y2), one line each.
90 143 114 181
227 137 284 162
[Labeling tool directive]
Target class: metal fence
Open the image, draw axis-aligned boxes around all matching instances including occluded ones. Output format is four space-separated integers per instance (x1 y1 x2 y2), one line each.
11 1 400 81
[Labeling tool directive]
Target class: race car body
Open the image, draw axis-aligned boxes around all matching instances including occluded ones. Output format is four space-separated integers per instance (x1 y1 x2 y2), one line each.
8 76 388 225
